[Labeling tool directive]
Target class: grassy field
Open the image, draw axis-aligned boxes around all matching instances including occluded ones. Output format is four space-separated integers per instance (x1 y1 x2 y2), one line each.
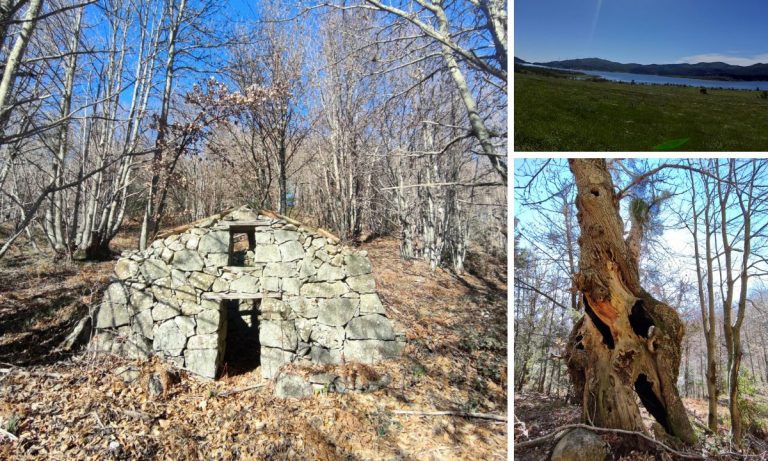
514 71 768 151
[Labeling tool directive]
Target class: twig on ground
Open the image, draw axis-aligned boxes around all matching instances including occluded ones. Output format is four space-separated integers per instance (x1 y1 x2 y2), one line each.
11 370 64 379
392 409 507 422
92 411 107 431
719 451 767 460
0 427 19 441
417 446 454 456
120 409 155 423
216 384 265 397
514 423 704 460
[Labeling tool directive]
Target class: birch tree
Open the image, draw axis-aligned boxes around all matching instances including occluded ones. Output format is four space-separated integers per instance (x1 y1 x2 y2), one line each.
339 0 507 183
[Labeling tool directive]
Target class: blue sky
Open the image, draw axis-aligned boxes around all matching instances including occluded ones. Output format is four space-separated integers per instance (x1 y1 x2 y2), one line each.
515 0 768 65
513 158 768 298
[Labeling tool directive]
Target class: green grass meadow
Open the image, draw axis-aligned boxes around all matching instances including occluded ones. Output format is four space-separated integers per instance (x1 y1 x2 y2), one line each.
514 72 768 151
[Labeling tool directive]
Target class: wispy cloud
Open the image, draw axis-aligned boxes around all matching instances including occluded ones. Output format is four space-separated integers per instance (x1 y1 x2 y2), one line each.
678 53 768 66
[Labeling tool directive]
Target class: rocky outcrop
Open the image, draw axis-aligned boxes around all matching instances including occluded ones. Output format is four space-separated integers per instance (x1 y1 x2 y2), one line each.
90 206 404 379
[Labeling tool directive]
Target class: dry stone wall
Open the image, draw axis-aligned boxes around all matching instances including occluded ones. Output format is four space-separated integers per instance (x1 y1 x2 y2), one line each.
91 207 404 379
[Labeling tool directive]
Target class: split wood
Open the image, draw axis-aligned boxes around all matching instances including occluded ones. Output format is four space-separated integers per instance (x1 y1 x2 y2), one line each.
391 410 507 422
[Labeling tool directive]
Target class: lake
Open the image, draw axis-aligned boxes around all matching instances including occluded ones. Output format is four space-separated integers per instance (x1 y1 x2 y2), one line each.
527 64 768 90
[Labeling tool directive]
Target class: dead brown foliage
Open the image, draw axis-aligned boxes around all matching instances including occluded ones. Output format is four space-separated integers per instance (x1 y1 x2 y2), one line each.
0 237 508 460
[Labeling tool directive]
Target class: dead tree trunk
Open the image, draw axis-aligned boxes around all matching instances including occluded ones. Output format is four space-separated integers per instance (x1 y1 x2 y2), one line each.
565 159 696 444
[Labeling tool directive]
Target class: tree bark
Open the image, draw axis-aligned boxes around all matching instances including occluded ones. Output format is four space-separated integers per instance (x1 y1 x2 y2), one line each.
565 159 696 445
0 0 43 137
688 163 719 431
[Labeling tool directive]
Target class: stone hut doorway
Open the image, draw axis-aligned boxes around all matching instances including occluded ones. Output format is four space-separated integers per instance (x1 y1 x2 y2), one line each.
222 297 261 376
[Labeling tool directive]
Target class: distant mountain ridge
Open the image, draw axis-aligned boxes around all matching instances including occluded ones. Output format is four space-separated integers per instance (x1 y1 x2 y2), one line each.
522 57 768 81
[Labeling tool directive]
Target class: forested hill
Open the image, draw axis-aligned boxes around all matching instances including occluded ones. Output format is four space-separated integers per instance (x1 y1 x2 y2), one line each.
533 57 768 81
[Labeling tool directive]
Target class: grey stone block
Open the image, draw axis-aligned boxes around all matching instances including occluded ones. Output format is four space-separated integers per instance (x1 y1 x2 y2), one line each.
260 320 298 350
261 347 294 379
199 231 230 253
187 334 219 349
175 316 196 337
300 282 349 298
151 285 179 308
196 309 221 335
230 275 260 293
104 282 129 305
279 240 305 262
282 277 301 296
310 345 341 364
153 319 188 356
346 274 376 293
316 263 345 281
172 249 204 271
343 339 403 363
185 348 219 379
170 269 187 289
274 230 299 243
275 373 312 399
185 234 200 250
115 259 139 280
254 232 272 244
152 302 181 322
180 301 203 316
189 271 216 290
141 259 171 281
344 254 372 276
205 253 229 267
359 293 386 314
346 315 395 340
175 284 197 303
317 298 358 326
122 334 153 360
295 318 315 342
262 277 279 292
95 301 131 328
263 262 297 278
253 245 281 262
310 323 345 349
133 309 154 339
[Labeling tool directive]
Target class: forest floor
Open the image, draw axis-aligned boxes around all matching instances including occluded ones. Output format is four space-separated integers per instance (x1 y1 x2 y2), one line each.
0 231 508 460
514 392 768 460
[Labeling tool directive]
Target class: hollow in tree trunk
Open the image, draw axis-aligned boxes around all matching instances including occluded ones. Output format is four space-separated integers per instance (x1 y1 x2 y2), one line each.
565 159 696 445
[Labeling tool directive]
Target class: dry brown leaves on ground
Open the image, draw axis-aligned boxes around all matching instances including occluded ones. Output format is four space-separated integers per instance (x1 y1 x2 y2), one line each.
0 237 508 460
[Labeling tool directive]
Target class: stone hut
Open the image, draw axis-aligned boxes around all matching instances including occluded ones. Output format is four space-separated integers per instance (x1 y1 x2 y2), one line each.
90 206 404 379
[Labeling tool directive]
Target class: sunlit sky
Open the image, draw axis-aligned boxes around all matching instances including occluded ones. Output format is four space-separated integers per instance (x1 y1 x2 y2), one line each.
515 0 768 65
513 159 768 308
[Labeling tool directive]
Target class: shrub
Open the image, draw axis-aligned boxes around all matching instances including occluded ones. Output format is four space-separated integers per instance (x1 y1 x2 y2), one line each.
737 371 768 438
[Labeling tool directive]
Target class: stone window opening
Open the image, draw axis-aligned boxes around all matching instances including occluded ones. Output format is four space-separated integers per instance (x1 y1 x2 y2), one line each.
221 298 261 377
228 230 256 266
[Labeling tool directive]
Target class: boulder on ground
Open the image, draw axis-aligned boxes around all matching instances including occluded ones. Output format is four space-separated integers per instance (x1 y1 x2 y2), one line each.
275 373 312 399
550 428 608 461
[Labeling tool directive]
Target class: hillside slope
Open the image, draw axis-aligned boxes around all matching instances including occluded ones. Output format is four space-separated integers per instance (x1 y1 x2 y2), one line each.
536 58 768 81
0 237 508 460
